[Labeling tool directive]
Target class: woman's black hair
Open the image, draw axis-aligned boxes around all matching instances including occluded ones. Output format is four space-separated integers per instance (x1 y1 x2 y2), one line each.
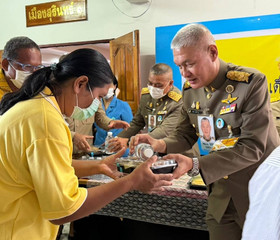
113 76 118 89
0 48 114 115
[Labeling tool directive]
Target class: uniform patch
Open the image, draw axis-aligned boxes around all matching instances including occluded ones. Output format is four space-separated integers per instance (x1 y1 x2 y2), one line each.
141 87 150 95
226 70 253 83
168 91 182 102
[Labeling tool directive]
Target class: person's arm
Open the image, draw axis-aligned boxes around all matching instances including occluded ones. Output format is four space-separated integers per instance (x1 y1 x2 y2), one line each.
50 156 173 225
72 148 126 179
72 132 93 152
95 103 112 130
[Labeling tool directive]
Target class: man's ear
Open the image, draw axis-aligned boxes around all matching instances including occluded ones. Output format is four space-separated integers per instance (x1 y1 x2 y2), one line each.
2 59 9 71
73 75 89 94
208 45 218 61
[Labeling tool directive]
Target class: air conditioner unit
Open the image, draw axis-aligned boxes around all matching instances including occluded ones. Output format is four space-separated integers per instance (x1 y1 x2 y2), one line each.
126 0 149 3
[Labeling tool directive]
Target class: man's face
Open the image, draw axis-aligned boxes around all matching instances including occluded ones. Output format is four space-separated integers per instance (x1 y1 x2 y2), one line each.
5 47 42 79
150 116 155 125
147 71 173 95
173 45 217 89
201 119 211 140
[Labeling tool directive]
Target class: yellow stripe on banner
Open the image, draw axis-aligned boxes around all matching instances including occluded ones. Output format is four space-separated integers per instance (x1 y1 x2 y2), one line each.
216 34 280 102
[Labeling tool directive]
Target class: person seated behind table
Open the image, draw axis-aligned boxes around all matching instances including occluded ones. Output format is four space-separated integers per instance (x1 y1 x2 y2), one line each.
93 76 133 156
0 48 173 239
108 63 184 152
0 36 43 99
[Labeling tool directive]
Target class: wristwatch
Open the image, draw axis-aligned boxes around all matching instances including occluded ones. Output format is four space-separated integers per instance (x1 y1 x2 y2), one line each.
188 157 200 177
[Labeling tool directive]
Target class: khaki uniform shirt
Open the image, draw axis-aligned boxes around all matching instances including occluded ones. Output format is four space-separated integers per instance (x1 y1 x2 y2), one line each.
65 103 111 154
164 59 280 225
118 86 183 139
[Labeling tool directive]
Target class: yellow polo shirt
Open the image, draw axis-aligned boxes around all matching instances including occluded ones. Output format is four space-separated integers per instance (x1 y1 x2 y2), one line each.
0 88 87 239
0 70 12 100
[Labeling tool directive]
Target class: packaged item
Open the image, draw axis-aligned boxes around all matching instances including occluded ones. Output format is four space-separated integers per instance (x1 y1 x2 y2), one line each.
134 143 154 160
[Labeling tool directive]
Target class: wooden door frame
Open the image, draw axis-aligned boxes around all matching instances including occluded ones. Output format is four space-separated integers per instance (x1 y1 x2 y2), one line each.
39 39 113 49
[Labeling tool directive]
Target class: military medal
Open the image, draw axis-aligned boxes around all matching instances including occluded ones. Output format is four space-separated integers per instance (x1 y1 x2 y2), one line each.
225 85 234 94
189 101 203 114
220 103 237 115
163 106 166 111
149 102 152 108
221 94 238 104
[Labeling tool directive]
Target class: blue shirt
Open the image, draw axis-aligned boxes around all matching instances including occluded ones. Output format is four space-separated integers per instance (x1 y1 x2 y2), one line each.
94 96 133 156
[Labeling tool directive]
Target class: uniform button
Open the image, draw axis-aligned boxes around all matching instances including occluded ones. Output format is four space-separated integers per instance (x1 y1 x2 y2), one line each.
223 176 228 179
145 115 148 118
156 103 159 106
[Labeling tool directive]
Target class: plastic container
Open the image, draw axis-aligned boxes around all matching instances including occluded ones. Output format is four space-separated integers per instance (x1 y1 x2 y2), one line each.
134 143 154 160
105 131 114 154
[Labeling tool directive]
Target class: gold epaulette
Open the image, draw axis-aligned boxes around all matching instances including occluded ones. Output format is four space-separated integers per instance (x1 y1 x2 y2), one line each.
183 80 192 90
226 70 253 83
141 87 150 95
168 90 182 102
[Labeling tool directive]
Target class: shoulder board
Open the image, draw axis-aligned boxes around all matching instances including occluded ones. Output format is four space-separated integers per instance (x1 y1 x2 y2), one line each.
183 81 192 90
226 70 253 83
141 87 150 95
168 90 182 102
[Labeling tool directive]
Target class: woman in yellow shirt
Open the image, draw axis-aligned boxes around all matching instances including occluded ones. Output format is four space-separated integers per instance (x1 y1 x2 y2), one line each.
0 48 173 240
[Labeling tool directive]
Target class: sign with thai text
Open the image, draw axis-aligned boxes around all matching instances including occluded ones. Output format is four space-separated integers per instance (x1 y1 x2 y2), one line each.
25 0 87 27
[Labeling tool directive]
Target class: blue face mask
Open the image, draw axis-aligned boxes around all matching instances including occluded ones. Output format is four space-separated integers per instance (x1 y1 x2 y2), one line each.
70 86 100 120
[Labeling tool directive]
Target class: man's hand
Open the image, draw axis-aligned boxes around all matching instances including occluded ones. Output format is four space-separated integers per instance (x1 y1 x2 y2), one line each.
129 134 167 154
162 154 193 179
108 137 129 152
73 132 93 152
108 120 130 130
128 156 174 193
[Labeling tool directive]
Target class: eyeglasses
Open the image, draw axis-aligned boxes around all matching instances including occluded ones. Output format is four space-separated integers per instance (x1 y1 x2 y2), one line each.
7 59 45 73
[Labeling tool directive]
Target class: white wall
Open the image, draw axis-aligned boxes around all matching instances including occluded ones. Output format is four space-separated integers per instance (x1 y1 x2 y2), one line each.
1 0 280 81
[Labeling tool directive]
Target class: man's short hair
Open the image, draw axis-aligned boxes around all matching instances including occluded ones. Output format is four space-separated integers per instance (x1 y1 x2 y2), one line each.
2 36 40 60
171 23 215 50
150 63 172 76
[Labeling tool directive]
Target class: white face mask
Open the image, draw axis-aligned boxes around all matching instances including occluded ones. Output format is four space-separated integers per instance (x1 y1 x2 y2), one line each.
7 69 31 89
104 88 115 100
148 85 167 99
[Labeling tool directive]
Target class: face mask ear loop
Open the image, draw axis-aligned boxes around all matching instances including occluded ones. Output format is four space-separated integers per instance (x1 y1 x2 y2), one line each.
88 83 94 100
75 94 79 107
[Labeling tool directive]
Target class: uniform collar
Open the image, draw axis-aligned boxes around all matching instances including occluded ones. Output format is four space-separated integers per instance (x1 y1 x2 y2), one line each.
205 59 228 92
